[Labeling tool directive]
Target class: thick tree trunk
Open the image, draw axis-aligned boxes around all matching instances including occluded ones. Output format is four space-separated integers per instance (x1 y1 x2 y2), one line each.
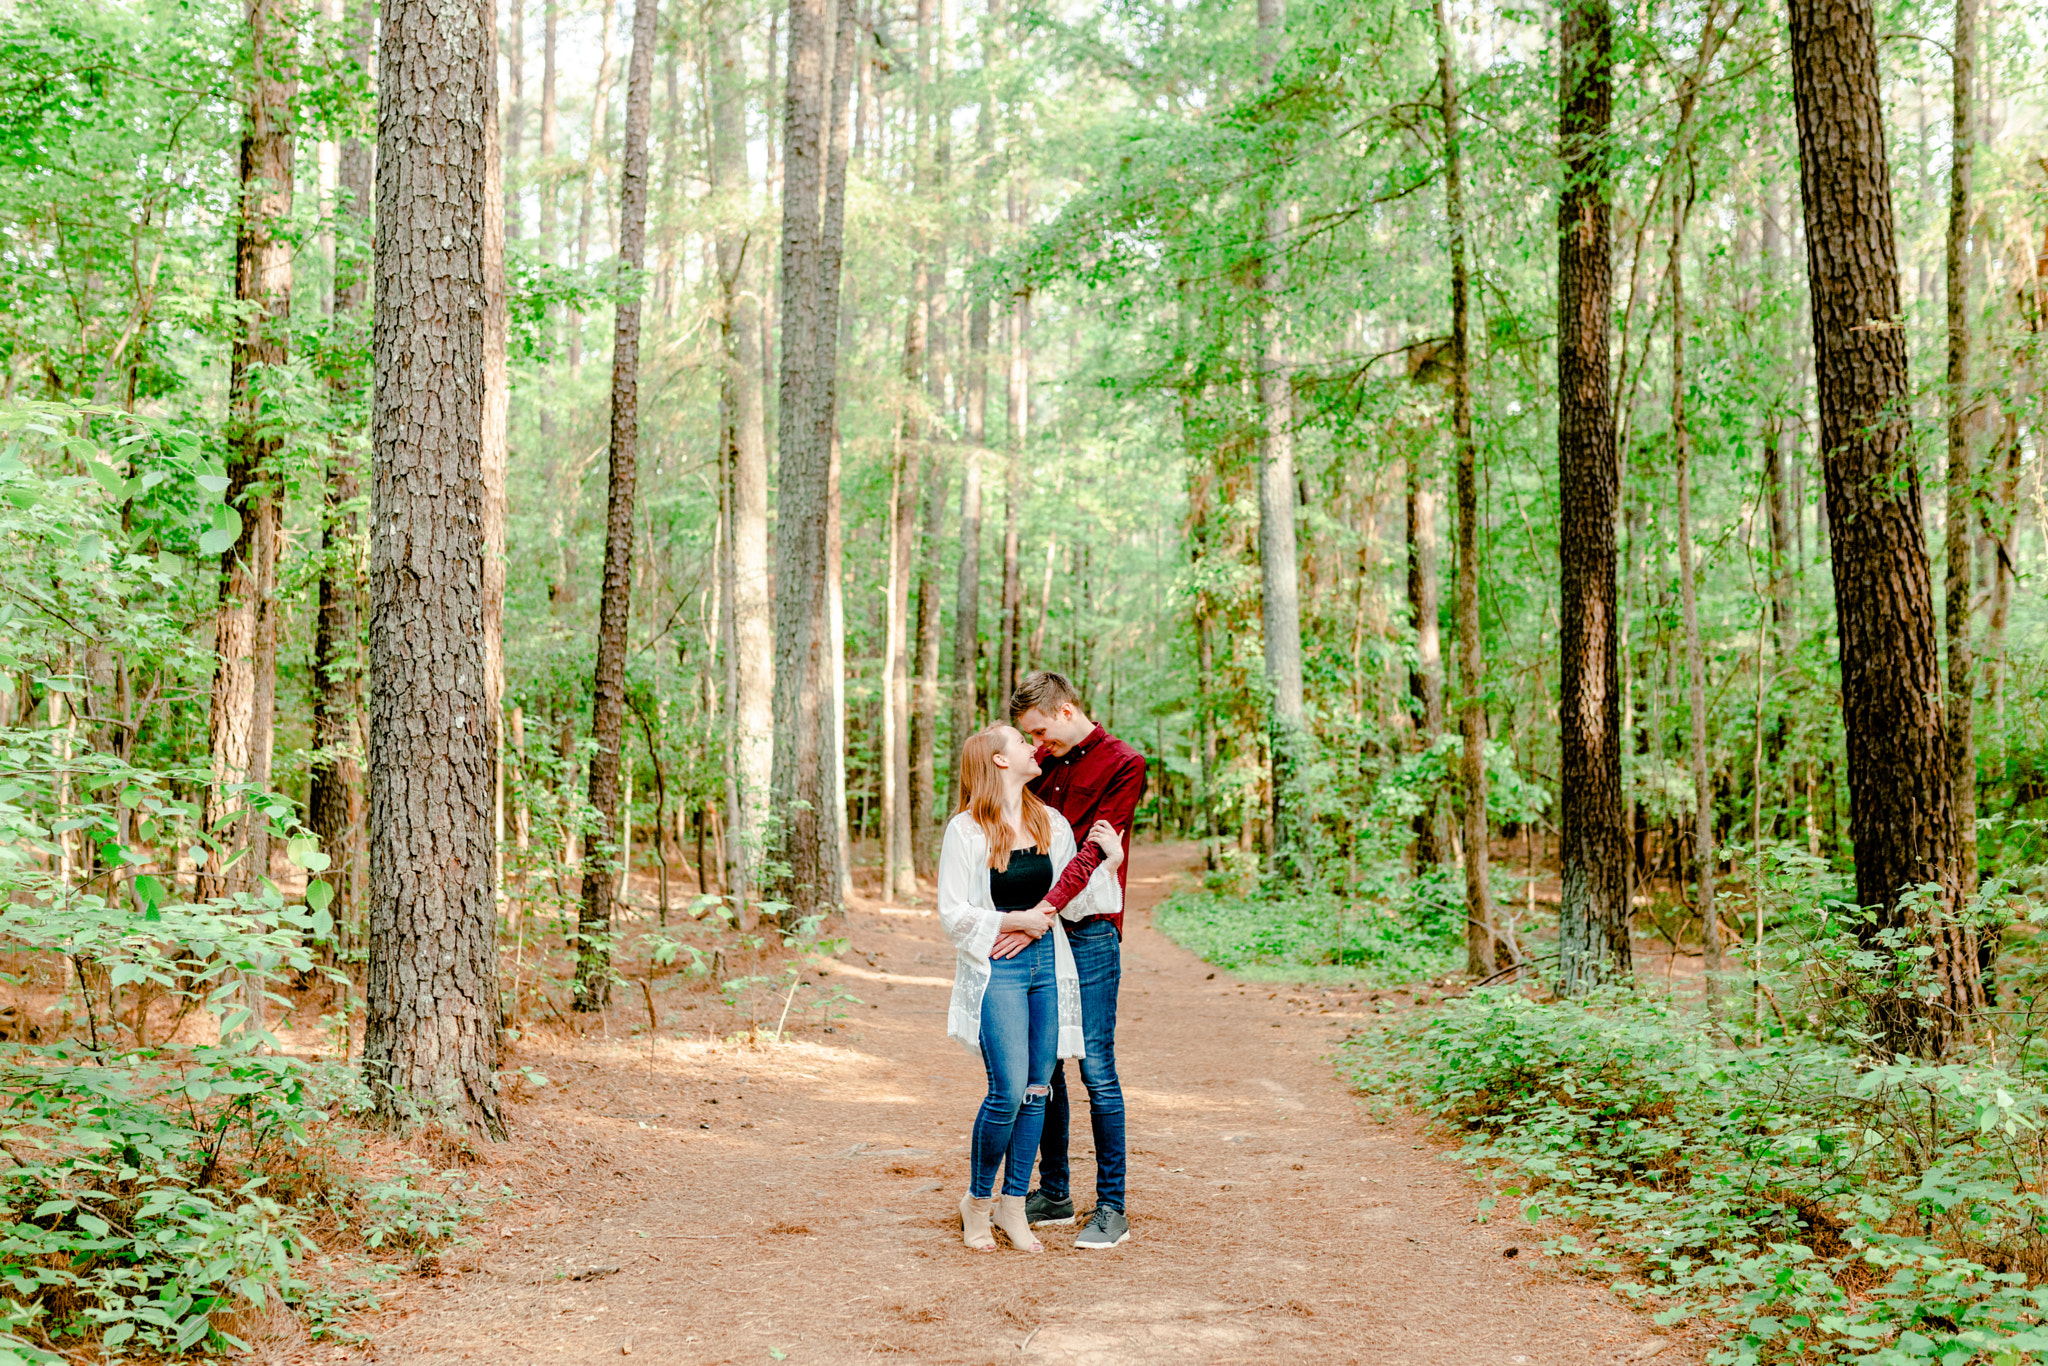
1435 0 1504 977
1405 454 1444 867
202 0 295 902
1555 0 1631 991
1944 0 1979 902
771 0 855 921
571 0 656 1010
1256 0 1309 881
1788 0 1966 1053
711 3 772 922
364 0 504 1136
1670 191 1720 978
310 0 371 930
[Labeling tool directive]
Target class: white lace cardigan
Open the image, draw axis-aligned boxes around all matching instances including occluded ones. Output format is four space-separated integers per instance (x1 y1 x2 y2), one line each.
935 809 1124 1059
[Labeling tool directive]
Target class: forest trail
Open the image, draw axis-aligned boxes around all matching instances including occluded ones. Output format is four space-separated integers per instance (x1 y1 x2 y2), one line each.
285 844 1702 1366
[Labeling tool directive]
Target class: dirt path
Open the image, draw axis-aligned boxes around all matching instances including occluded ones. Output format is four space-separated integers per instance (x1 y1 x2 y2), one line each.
287 843 1703 1365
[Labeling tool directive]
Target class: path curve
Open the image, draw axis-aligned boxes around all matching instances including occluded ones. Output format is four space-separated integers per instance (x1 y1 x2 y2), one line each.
285 842 1702 1365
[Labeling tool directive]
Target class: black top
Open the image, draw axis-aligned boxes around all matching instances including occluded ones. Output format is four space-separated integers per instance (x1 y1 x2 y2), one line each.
989 848 1053 911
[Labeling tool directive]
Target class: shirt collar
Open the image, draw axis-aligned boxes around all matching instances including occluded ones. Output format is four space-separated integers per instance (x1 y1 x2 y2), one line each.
1044 724 1108 767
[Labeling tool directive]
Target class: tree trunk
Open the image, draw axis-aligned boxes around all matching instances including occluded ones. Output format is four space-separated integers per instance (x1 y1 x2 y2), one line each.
883 280 925 900
1788 0 1965 1054
911 458 947 878
998 274 1027 706
821 0 857 904
310 0 371 929
1944 0 1979 903
364 0 504 1136
1555 0 1631 991
1405 453 1444 867
504 0 523 240
1670 190 1720 978
711 2 772 924
540 0 558 261
771 0 855 921
1256 0 1309 881
571 0 657 1011
568 0 617 372
201 0 295 902
1435 0 1504 978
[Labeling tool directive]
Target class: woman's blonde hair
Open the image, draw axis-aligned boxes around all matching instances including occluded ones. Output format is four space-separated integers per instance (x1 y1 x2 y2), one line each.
955 726 1053 872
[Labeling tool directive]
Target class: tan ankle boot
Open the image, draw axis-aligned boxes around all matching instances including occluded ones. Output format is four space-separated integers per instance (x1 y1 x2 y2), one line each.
959 1194 996 1252
993 1194 1043 1252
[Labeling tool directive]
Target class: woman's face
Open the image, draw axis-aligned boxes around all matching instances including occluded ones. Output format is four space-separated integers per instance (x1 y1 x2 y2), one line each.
991 726 1042 783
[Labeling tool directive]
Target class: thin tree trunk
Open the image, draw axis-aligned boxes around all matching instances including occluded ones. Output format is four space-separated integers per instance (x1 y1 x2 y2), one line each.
504 0 523 240
883 271 926 899
1436 0 1503 977
1788 0 1965 1054
1405 453 1444 867
1256 0 1309 881
310 0 371 929
1670 188 1720 979
999 272 1027 705
572 0 658 1011
1944 0 1979 904
569 0 617 372
821 0 857 904
911 459 947 878
540 0 558 261
365 0 504 1136
711 1 771 925
1555 0 1631 991
201 0 295 903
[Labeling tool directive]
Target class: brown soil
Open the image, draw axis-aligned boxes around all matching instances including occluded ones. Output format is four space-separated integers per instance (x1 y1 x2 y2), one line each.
266 842 1708 1366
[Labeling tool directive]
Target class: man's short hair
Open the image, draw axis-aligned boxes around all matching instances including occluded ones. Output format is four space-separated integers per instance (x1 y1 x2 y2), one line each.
1008 670 1081 722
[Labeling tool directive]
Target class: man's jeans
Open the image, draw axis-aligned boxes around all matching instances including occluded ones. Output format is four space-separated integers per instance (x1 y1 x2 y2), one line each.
971 931 1058 1199
1037 916 1126 1211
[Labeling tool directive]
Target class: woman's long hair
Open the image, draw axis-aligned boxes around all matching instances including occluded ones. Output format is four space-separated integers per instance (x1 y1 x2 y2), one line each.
955 726 1053 872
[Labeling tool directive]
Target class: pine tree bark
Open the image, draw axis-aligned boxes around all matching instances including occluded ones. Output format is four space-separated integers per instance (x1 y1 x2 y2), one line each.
572 0 658 1011
1555 0 1631 991
202 0 295 902
883 280 925 899
1788 0 1965 1054
1435 0 1504 977
1944 0 1979 901
771 0 855 920
311 0 371 929
364 0 504 1136
711 1 772 922
1256 0 1309 880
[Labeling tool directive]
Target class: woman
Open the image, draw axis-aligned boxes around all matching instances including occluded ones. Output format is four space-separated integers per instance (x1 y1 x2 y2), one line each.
938 724 1124 1252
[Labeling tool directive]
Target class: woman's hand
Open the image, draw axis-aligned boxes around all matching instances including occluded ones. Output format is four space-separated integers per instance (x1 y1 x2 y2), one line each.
991 907 1055 960
1088 819 1124 869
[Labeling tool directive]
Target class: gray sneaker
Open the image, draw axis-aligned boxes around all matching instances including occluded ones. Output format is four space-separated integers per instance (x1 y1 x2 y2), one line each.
1074 1206 1129 1249
1025 1188 1074 1226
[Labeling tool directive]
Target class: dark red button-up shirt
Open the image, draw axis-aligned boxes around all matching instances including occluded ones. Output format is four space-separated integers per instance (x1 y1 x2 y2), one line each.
1029 723 1147 934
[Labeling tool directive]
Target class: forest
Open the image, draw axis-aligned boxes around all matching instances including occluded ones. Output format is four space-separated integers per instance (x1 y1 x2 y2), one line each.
1 0 2047 1353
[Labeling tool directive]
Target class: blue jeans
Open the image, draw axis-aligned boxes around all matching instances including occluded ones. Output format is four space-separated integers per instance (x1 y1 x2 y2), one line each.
971 930 1058 1199
1038 916 1125 1211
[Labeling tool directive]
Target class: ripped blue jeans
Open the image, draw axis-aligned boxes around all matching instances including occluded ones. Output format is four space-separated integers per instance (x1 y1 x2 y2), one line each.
970 930 1058 1199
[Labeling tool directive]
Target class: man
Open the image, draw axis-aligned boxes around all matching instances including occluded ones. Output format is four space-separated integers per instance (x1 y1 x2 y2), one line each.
996 670 1145 1250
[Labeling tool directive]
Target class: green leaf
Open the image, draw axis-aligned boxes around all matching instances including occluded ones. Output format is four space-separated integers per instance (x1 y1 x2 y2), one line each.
194 473 231 496
305 879 334 913
101 1322 134 1347
286 836 331 872
197 505 242 556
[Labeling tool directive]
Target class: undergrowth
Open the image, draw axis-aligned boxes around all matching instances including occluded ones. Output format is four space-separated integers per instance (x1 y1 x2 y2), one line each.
1154 862 1464 984
1345 964 2048 1363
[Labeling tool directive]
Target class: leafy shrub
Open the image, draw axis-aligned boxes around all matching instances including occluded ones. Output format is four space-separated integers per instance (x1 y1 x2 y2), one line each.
1352 988 2048 1364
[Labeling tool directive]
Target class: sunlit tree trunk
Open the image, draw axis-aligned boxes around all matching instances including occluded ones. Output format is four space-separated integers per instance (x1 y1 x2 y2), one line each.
1788 0 1965 1054
364 0 504 1136
1256 0 1309 880
570 0 658 1010
1404 454 1444 868
1555 0 1631 991
1944 0 1979 903
711 1 772 924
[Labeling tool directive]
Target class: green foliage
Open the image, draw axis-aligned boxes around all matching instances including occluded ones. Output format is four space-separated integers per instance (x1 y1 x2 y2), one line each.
1156 867 1463 984
1351 984 2048 1364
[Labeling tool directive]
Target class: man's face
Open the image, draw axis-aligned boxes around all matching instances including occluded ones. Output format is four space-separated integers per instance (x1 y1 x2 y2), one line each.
1016 703 1091 756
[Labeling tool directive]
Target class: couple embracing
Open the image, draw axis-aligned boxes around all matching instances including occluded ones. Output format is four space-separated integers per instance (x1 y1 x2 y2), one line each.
937 670 1146 1254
